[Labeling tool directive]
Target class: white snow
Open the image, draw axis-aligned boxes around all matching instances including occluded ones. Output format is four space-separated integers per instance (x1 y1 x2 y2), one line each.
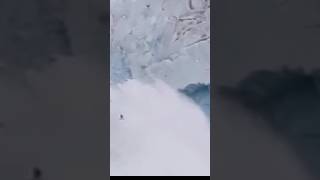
110 80 210 176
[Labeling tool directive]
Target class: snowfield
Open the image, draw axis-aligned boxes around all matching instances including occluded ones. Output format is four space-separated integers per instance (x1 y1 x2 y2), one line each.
110 80 210 176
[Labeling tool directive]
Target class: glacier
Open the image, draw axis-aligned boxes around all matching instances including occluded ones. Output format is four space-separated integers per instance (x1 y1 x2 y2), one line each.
110 0 210 88
110 0 210 176
110 0 210 115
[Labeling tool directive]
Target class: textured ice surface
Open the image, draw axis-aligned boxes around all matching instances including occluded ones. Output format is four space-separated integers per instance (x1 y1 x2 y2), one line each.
110 0 210 117
110 0 210 88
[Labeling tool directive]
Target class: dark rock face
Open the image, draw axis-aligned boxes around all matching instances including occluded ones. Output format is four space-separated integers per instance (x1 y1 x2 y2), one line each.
220 67 320 178
0 0 72 72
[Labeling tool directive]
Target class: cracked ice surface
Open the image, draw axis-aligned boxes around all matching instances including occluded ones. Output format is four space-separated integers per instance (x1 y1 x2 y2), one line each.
110 0 210 89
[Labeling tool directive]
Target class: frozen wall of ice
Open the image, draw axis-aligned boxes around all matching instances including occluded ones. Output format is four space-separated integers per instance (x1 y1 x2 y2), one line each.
110 0 210 89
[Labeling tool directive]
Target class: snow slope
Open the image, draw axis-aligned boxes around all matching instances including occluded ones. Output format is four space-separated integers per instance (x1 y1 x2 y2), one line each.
110 80 210 176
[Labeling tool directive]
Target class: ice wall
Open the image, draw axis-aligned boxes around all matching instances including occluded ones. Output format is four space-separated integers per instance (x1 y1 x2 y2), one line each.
110 0 210 89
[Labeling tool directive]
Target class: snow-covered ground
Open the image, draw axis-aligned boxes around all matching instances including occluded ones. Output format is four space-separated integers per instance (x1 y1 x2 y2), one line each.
110 0 210 176
110 80 210 176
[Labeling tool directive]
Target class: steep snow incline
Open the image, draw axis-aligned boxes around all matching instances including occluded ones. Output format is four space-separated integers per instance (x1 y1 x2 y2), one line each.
110 0 210 89
110 80 210 176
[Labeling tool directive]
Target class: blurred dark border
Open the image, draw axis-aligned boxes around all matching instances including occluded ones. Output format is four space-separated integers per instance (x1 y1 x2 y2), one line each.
0 0 109 179
213 0 320 179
